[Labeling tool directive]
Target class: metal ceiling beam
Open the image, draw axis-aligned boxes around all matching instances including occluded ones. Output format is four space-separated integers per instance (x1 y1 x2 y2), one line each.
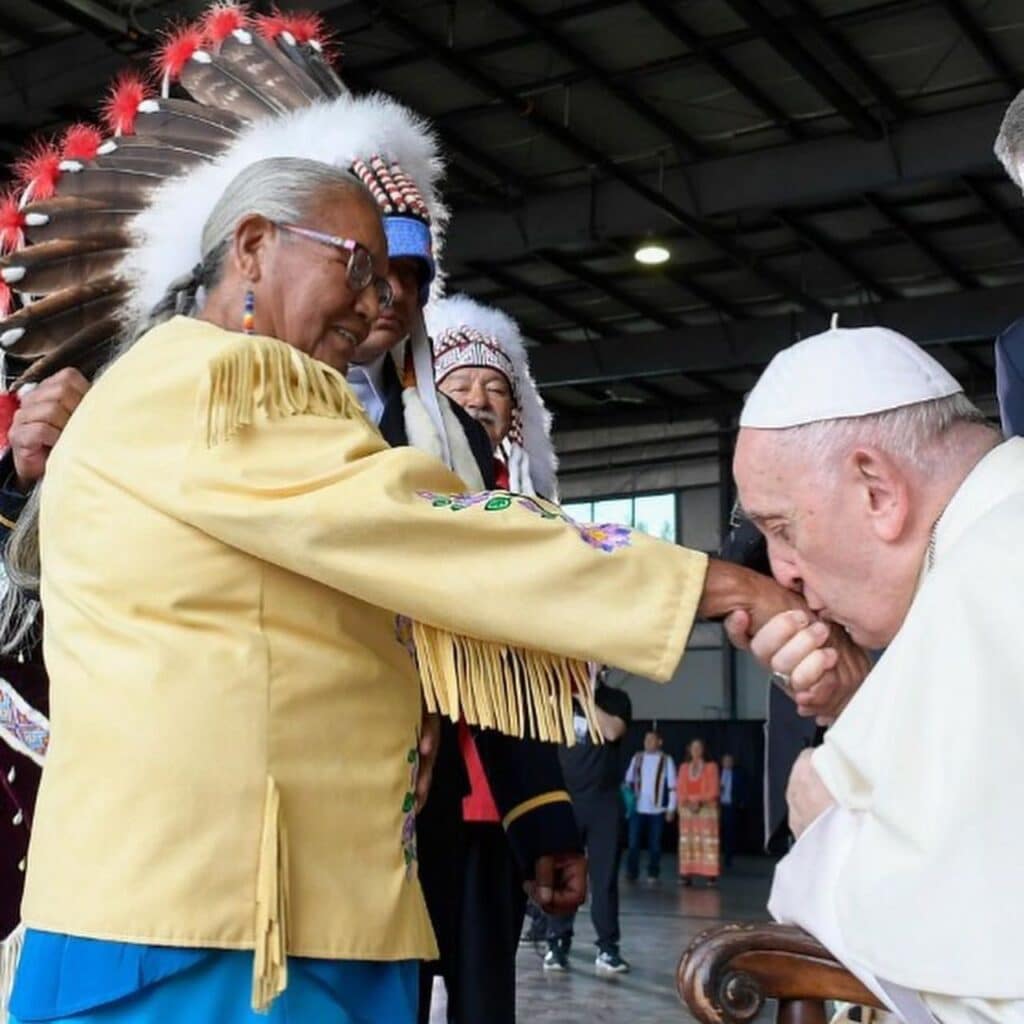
359 1 825 314
529 282 1022 388
354 0 925 83
863 192 978 290
938 0 1021 94
487 0 706 159
774 209 900 301
603 239 748 320
535 249 680 328
444 99 1006 265
26 0 147 48
465 260 613 339
961 176 1024 249
722 0 882 139
785 0 907 119
634 0 803 140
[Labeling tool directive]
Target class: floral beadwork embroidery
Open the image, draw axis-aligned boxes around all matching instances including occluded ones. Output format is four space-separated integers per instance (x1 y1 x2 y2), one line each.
0 677 49 766
417 490 633 554
401 745 419 880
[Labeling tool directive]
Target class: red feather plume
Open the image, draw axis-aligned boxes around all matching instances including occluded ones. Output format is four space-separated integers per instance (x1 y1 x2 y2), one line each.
14 142 63 201
0 392 19 450
61 123 103 162
156 23 205 83
254 10 291 41
0 280 13 320
256 8 324 45
103 71 149 137
202 2 249 45
283 12 326 45
0 191 26 255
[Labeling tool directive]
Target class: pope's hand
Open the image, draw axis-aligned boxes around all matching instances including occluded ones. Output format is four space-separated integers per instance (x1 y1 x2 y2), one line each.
725 608 870 724
414 710 442 814
527 852 587 915
10 368 90 490
786 749 835 838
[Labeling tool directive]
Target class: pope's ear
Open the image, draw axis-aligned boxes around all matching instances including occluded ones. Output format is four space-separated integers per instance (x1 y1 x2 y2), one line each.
851 447 909 542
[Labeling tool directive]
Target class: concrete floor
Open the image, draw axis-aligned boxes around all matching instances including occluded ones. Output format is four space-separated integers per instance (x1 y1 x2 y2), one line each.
429 855 777 1024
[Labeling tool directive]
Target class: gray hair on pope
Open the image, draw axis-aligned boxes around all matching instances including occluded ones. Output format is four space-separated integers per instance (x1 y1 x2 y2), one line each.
995 89 1024 190
772 393 994 475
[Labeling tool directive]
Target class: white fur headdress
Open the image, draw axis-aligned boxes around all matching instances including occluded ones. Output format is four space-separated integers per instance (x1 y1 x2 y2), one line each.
425 294 558 500
121 91 448 326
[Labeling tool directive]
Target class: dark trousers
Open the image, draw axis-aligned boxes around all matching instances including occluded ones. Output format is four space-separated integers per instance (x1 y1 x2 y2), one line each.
418 817 526 1024
626 810 665 879
546 789 623 953
721 803 738 867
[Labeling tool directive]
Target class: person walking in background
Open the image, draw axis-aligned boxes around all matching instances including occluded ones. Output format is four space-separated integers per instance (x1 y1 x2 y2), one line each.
624 731 676 883
719 753 747 870
677 739 721 887
544 670 633 975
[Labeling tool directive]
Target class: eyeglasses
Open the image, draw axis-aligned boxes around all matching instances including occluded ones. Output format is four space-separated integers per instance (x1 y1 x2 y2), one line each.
276 223 393 309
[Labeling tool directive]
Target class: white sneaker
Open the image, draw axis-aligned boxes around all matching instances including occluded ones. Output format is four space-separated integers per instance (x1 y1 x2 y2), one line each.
544 947 570 972
595 950 630 975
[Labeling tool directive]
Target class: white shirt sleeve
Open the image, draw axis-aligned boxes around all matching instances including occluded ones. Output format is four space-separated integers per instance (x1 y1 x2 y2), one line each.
666 756 678 812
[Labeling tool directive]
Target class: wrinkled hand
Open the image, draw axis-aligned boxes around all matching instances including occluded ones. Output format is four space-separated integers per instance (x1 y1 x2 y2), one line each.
700 559 807 628
415 710 442 814
9 369 90 490
526 851 587 915
786 749 835 838
725 609 870 725
666 810 676 824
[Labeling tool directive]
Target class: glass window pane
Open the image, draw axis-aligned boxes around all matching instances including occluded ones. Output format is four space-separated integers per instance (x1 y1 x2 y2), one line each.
633 492 676 542
592 498 634 527
561 501 593 523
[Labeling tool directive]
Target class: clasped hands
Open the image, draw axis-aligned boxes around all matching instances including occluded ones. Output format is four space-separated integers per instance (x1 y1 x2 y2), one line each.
701 559 871 724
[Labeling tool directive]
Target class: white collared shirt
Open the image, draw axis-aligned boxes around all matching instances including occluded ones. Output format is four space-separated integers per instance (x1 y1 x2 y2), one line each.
346 354 388 426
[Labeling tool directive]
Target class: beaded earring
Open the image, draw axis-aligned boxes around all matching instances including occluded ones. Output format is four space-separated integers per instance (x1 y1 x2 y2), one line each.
242 289 255 335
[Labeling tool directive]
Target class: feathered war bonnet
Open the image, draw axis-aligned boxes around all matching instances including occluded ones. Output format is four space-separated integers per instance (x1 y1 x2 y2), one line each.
0 2 454 461
426 294 558 500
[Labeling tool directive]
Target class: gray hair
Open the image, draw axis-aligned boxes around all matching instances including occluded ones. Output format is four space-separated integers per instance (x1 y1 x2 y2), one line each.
774 392 997 477
0 157 369 649
995 89 1024 190
126 156 367 345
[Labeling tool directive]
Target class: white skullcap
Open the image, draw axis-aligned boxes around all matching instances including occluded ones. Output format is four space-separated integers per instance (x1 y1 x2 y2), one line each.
740 325 963 429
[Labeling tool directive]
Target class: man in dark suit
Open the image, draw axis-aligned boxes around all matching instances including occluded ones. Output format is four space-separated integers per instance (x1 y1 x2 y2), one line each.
995 316 1024 437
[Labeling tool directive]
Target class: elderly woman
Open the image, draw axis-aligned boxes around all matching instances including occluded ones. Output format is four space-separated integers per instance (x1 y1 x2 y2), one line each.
676 738 721 887
7 157 796 1024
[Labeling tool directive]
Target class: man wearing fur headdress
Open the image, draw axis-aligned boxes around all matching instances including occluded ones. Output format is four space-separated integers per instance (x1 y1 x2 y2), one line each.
428 295 557 499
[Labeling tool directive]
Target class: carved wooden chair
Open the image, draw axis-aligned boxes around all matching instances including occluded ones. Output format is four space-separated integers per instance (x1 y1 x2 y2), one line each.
678 923 886 1024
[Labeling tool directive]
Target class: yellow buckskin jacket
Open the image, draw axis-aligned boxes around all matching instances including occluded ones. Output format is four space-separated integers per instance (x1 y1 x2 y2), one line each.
22 316 707 1007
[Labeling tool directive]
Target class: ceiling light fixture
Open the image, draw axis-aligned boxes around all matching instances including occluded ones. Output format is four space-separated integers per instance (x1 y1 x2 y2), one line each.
634 243 670 265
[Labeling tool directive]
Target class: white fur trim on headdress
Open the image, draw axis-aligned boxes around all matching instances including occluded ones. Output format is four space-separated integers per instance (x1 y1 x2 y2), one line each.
119 92 448 326
425 294 558 500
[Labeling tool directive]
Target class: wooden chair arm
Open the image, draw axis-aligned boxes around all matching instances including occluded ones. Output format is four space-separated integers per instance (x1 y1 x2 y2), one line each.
678 922 886 1024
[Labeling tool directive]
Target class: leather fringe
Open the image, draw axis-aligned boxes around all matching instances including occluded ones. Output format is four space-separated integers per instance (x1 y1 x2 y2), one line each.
251 776 289 1013
412 622 599 745
202 336 364 448
0 923 25 1024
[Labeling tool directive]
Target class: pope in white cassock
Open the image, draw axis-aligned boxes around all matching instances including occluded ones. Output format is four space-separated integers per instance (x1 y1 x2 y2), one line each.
725 325 1024 1024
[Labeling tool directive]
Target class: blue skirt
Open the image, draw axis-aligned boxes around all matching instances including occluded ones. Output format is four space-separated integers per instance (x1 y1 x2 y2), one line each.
10 950 418 1024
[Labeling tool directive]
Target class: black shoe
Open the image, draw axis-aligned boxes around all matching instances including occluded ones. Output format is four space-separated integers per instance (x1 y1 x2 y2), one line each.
595 950 630 975
544 942 570 972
